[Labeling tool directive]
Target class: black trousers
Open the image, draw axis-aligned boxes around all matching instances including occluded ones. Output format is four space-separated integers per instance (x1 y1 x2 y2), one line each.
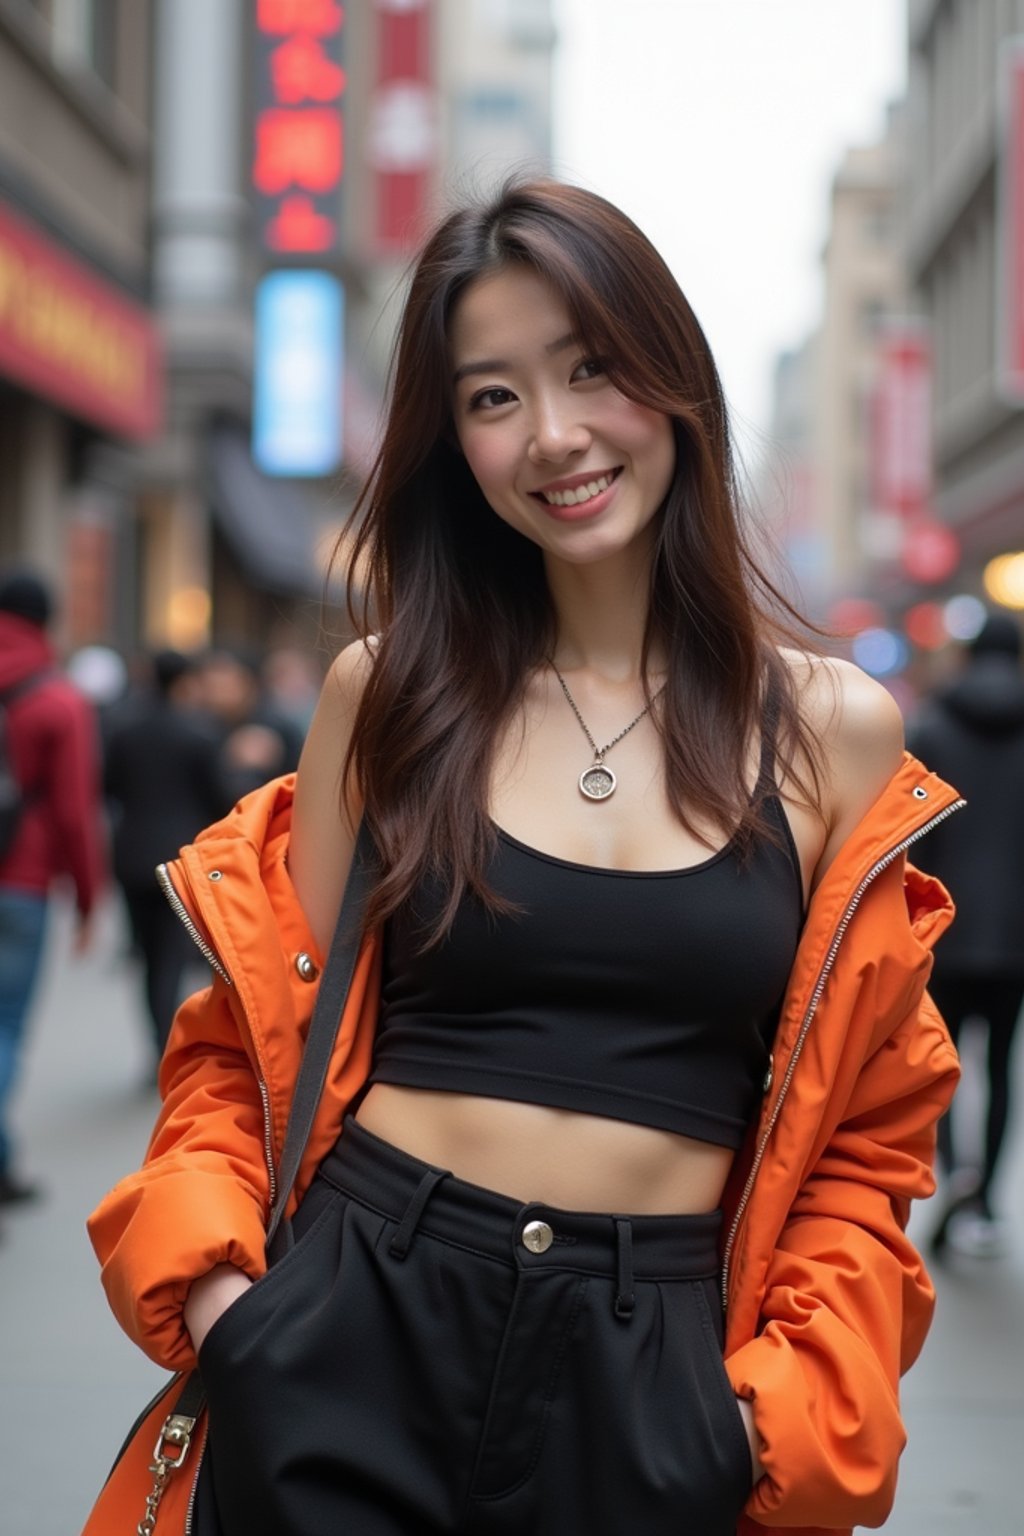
123 885 196 1056
928 971 1024 1204
195 1118 752 1535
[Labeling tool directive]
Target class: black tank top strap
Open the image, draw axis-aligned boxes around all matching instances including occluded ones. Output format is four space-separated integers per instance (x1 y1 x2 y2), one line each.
756 664 805 914
756 663 783 794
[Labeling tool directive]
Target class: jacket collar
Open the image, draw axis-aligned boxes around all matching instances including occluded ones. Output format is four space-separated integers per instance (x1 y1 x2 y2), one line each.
800 751 962 944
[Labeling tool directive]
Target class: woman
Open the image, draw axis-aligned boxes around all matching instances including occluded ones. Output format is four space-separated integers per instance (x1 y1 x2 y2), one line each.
85 181 962 1536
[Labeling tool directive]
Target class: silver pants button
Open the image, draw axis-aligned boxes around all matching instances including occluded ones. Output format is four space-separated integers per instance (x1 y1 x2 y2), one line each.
521 1219 554 1254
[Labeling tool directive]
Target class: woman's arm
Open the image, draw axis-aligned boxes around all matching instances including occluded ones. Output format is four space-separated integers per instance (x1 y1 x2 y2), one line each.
182 639 378 1353
88 976 274 1371
802 655 906 896
289 638 374 957
726 978 959 1526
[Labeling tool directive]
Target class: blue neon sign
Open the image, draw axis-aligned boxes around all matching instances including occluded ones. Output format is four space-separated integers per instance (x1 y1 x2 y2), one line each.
253 270 344 477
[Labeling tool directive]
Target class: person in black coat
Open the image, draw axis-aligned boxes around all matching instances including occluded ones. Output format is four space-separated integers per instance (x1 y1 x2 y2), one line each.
103 650 227 1067
908 612 1024 1257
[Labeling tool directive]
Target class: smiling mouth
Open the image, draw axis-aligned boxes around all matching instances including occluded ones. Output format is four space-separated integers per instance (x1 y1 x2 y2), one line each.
531 467 623 509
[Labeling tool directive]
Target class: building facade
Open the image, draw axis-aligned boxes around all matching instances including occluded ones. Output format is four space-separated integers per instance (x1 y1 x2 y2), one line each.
0 0 160 651
759 104 908 619
907 0 1024 585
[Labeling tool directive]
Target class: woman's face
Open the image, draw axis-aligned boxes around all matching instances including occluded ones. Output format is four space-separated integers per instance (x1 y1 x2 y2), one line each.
449 265 675 570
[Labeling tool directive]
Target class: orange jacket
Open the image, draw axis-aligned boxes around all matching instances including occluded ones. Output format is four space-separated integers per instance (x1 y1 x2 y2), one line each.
84 752 962 1536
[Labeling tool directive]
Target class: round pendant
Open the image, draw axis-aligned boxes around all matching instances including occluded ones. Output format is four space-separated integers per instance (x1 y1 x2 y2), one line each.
579 763 616 800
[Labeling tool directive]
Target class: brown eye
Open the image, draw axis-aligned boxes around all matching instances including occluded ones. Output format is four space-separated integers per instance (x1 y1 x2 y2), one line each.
470 387 516 410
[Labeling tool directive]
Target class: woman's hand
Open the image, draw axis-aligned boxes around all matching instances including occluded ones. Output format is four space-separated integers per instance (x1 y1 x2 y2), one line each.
184 1263 253 1354
736 1396 765 1484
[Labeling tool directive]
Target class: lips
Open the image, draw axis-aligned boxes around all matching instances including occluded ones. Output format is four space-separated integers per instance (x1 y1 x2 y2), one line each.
529 466 623 510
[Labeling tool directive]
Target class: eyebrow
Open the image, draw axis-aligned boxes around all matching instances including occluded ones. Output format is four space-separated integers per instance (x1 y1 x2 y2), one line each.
452 331 580 386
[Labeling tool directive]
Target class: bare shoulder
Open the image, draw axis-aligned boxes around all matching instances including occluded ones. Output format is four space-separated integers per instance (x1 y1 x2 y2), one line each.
290 637 378 954
779 645 901 742
776 647 905 886
326 634 378 704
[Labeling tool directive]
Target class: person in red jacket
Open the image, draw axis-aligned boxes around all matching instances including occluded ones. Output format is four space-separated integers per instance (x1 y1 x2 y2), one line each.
0 569 106 1204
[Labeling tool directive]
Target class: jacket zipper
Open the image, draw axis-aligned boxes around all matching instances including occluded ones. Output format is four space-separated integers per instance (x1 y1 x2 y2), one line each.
721 795 966 1309
155 864 232 985
259 1078 278 1209
183 1420 208 1536
155 865 278 1216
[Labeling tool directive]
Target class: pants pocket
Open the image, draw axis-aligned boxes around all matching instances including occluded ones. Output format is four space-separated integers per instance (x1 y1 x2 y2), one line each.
197 1174 342 1369
696 1278 754 1496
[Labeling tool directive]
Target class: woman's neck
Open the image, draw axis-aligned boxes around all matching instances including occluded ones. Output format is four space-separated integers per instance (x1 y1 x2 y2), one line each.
543 546 663 683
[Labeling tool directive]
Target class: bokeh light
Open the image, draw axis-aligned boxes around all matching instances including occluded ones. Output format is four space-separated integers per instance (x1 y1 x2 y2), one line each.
983 552 1024 610
943 593 988 640
904 601 947 650
851 627 910 678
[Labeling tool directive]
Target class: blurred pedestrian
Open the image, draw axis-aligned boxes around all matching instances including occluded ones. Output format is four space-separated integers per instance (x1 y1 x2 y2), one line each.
0 568 106 1206
198 646 304 805
908 611 1024 1258
103 649 226 1068
262 645 321 738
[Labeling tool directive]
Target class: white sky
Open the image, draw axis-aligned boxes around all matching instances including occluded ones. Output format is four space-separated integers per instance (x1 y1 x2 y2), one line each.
551 0 907 468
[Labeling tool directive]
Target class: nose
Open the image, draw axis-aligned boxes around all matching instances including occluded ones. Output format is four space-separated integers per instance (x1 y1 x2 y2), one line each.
527 393 590 465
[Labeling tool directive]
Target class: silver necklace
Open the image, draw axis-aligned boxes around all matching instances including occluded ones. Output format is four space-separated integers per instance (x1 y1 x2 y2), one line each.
551 665 664 801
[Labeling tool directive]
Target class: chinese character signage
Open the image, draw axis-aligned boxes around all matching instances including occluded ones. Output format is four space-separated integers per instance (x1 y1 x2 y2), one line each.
253 270 344 476
253 0 346 254
370 0 436 253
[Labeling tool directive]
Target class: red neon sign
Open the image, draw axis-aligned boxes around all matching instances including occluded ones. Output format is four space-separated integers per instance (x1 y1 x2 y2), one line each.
257 0 344 36
254 110 344 195
270 33 347 103
253 1 345 253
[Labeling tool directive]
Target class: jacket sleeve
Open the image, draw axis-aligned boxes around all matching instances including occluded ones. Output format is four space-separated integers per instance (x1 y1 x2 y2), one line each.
725 988 959 1529
86 977 272 1373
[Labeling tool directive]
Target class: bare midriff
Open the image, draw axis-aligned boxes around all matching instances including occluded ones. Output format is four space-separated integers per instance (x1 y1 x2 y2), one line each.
354 1084 736 1214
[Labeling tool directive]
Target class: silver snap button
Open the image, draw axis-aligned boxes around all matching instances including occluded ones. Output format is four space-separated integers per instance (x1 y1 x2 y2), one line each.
294 952 319 982
207 870 223 881
521 1219 554 1254
912 786 928 800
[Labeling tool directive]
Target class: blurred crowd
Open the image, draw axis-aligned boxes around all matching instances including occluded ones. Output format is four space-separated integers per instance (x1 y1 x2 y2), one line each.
0 566 323 1216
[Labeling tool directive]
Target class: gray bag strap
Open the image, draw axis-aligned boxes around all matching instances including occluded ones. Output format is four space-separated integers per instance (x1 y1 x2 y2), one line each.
266 817 377 1261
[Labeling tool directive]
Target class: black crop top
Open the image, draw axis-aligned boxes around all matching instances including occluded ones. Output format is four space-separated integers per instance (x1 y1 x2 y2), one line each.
369 752 805 1149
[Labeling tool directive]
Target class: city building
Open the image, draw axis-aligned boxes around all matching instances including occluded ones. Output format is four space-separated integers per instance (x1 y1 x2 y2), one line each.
759 103 909 619
0 0 160 651
907 0 1024 598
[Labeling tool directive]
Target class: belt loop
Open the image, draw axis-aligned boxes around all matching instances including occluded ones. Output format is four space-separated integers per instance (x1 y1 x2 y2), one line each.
389 1169 447 1260
613 1217 635 1320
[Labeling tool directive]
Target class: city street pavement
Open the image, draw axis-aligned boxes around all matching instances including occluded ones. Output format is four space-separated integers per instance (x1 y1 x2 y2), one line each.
1 895 1023 1535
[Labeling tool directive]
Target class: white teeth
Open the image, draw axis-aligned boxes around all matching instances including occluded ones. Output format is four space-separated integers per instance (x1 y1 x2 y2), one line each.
542 472 613 507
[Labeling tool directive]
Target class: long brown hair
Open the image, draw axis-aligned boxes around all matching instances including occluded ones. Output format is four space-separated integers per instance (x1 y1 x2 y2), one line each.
338 178 827 940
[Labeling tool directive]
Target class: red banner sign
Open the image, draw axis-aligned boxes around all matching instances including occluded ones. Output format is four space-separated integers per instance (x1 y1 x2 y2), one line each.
871 322 932 521
370 0 435 253
253 0 346 255
0 199 162 440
